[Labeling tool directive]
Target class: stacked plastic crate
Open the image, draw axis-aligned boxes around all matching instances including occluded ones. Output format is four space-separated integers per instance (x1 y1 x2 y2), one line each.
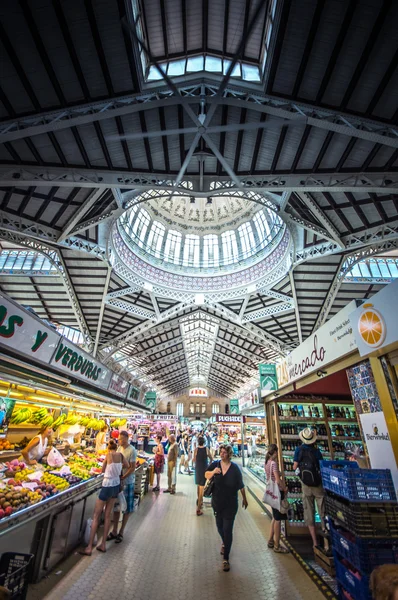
321 461 398 600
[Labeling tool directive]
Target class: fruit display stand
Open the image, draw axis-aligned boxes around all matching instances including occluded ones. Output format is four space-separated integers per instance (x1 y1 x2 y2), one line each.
0 453 104 583
267 395 365 536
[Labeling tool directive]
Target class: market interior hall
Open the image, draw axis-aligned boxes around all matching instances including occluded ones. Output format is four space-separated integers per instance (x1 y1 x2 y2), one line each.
0 0 397 599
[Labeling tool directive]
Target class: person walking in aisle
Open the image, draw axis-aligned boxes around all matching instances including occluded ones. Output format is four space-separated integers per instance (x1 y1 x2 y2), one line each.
265 444 289 553
80 439 128 555
108 430 137 544
193 435 212 515
293 427 326 549
205 444 248 572
153 434 165 491
164 434 178 494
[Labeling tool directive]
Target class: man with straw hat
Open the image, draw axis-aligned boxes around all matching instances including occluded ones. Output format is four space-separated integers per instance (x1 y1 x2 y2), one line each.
293 427 326 550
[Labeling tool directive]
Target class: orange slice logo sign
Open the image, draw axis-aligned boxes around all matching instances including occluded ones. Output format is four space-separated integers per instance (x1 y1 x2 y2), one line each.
358 303 386 348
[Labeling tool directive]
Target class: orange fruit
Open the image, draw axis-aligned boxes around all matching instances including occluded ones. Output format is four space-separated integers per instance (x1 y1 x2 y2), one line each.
358 304 386 348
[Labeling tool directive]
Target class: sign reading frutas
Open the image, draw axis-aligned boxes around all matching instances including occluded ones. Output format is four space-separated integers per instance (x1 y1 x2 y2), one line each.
0 295 59 364
276 300 358 388
51 339 112 389
350 279 398 357
259 364 278 393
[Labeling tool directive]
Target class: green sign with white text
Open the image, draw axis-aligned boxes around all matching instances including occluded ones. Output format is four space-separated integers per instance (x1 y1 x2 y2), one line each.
145 391 157 410
259 364 278 393
230 399 239 414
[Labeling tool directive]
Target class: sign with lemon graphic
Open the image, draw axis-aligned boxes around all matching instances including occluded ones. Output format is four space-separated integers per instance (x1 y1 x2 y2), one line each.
350 279 398 357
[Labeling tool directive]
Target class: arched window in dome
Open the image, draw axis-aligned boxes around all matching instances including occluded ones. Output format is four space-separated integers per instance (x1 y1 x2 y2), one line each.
164 230 182 264
183 235 200 267
253 210 271 243
221 230 239 264
203 235 219 268
238 222 256 257
132 209 150 248
146 221 165 258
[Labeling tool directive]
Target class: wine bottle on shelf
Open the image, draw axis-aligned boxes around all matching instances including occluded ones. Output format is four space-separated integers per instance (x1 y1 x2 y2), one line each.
326 405 331 418
308 405 313 417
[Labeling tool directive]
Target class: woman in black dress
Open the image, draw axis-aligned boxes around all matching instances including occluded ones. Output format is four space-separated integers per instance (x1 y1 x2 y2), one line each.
205 444 248 572
193 435 212 515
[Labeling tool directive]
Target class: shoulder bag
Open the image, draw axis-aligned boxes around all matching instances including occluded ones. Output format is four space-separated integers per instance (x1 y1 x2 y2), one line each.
203 461 220 498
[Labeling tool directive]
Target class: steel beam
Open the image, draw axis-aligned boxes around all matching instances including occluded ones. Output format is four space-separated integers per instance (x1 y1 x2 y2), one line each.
242 301 294 322
293 192 345 248
0 211 107 260
295 220 398 265
311 240 398 332
57 188 104 242
1 83 397 147
289 270 302 343
105 297 156 320
1 166 396 194
93 266 112 357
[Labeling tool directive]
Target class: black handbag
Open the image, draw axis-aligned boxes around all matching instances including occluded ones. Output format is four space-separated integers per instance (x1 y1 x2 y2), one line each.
203 461 220 498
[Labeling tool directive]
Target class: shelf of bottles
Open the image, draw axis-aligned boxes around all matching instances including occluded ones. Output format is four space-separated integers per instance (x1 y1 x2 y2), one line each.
272 398 364 529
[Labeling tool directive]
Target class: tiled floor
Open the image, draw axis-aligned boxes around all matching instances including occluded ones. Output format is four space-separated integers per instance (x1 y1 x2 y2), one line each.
42 470 325 600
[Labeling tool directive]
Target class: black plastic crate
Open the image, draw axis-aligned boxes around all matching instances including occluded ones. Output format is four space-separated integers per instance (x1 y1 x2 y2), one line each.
330 521 398 573
0 553 33 600
326 493 398 538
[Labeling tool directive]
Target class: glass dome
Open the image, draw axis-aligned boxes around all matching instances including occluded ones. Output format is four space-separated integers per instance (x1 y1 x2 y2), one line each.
110 190 293 302
116 192 285 275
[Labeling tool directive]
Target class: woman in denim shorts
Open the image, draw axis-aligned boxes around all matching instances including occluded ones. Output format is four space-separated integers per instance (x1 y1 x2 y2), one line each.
80 439 128 555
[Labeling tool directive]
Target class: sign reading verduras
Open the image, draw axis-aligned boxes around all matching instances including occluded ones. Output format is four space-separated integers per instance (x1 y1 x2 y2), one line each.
276 300 358 387
50 338 112 390
0 295 60 364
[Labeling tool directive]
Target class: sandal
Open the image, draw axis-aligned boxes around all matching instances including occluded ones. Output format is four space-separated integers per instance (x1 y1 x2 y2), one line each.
267 541 274 548
106 532 117 541
222 560 230 572
78 550 92 556
115 533 124 544
96 547 106 553
274 546 289 554
196 509 203 516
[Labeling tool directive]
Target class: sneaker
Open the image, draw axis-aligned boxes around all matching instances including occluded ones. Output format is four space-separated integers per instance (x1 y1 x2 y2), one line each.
222 560 230 572
163 489 171 493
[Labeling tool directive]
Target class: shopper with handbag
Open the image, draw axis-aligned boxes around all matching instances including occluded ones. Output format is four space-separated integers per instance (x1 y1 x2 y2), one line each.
264 444 289 554
205 444 248 572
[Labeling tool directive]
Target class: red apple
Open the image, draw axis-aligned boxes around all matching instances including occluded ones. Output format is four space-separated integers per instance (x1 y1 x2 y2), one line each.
5 506 13 516
0 509 5 519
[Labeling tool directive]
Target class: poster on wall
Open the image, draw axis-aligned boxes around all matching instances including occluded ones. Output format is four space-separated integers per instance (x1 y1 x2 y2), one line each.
0 397 16 438
277 300 358 387
359 411 398 491
350 279 398 357
259 364 278 393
